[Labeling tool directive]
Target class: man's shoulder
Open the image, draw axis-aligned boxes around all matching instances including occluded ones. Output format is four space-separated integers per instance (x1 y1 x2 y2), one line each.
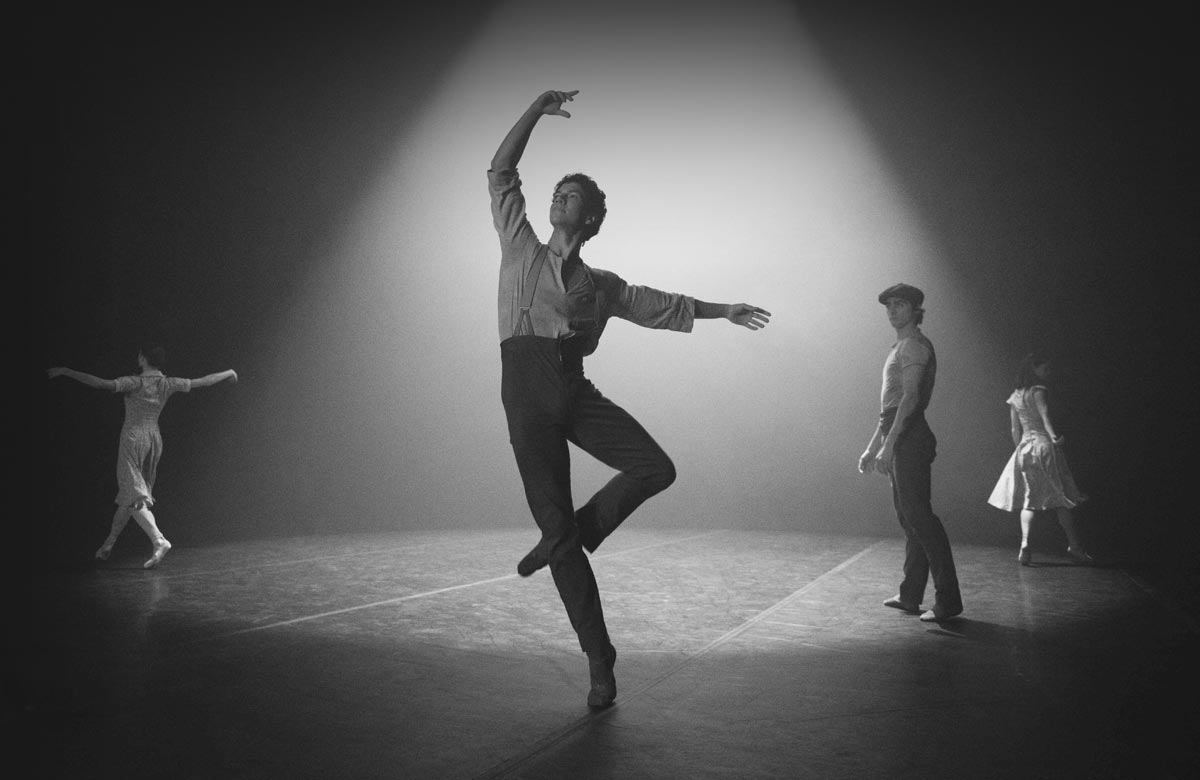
585 264 623 286
896 334 933 363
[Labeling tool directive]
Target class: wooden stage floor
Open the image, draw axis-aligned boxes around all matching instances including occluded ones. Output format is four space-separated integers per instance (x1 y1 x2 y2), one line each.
19 528 1198 779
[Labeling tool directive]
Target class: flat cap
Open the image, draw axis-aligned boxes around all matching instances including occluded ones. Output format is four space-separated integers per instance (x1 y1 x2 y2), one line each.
877 283 924 307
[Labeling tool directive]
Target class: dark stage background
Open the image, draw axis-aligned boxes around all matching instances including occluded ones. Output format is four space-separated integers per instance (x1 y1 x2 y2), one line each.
28 2 1195 605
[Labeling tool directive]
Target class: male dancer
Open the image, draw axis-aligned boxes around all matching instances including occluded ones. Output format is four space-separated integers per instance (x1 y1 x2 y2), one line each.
490 89 771 707
858 283 963 622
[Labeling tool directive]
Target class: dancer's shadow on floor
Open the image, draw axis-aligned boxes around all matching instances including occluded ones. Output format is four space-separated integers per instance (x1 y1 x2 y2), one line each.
1022 558 1120 569
921 618 1026 644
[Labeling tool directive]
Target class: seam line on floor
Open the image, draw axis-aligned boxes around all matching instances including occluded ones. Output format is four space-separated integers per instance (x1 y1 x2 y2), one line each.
469 541 883 780
191 530 729 642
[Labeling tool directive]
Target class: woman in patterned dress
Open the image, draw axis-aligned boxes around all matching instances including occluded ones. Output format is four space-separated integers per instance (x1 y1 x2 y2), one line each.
47 345 237 568
987 352 1092 566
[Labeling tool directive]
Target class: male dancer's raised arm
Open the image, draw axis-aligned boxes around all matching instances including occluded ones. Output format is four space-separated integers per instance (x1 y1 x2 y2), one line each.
491 90 577 172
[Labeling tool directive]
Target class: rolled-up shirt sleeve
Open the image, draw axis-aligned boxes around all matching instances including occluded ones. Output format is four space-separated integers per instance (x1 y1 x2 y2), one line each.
599 270 694 333
488 168 537 259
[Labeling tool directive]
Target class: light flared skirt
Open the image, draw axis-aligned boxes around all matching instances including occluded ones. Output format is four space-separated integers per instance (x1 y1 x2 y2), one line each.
988 434 1086 512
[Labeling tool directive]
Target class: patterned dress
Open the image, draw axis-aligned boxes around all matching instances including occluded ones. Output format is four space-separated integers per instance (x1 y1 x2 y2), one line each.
987 385 1086 512
112 372 191 509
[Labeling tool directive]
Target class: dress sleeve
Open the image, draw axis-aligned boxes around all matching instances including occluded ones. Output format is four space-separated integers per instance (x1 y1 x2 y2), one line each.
112 376 138 394
168 377 192 395
597 270 695 332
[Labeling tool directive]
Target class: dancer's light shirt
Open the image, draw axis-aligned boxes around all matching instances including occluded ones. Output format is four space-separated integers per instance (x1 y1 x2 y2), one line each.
489 168 694 354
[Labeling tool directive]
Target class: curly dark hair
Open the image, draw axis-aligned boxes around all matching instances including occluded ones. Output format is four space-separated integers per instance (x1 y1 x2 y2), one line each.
554 173 607 242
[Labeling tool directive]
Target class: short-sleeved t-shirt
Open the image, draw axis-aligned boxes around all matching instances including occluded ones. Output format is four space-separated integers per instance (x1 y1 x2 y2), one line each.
880 333 936 412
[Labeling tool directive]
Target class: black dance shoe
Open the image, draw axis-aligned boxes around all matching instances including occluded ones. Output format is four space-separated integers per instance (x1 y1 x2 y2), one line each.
517 545 548 577
586 643 617 709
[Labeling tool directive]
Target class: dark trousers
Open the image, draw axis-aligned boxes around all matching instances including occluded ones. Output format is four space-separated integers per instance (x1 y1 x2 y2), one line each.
889 416 963 611
501 337 676 653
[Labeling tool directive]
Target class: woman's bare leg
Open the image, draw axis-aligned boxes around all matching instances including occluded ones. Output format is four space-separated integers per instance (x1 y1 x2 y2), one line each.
1057 507 1093 563
131 503 172 569
95 507 131 560
1018 509 1034 565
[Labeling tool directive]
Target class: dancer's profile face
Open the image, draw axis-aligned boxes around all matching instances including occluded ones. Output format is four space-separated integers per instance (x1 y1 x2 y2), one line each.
1033 360 1052 380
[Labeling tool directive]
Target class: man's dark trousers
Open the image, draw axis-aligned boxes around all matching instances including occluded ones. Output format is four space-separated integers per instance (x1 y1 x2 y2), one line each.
889 414 962 612
501 336 676 652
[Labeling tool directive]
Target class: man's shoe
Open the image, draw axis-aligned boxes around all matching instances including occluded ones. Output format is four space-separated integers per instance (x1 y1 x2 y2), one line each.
883 595 920 614
919 603 963 622
517 545 548 577
586 643 617 709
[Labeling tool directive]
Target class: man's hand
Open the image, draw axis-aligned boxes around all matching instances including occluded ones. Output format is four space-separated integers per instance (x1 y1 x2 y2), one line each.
872 444 894 476
532 90 578 118
727 304 771 330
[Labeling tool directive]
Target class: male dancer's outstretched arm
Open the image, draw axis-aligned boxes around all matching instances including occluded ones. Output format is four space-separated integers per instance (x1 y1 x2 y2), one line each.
694 300 771 330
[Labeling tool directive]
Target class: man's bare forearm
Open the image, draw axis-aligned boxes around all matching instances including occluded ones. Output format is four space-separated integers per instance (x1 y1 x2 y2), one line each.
492 90 577 172
491 105 542 172
882 392 919 451
694 300 731 319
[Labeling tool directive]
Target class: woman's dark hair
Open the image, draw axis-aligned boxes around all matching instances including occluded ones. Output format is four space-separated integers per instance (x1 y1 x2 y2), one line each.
139 343 167 371
554 172 607 242
1014 351 1049 390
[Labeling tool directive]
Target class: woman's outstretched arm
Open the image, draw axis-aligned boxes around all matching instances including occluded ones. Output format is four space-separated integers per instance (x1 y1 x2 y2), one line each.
46 367 116 391
189 369 239 389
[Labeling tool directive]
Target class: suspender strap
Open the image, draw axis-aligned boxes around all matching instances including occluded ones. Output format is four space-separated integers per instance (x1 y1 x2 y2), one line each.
512 246 548 338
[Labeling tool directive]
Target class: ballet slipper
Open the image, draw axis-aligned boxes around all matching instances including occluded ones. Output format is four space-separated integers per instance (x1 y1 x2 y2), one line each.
144 539 172 569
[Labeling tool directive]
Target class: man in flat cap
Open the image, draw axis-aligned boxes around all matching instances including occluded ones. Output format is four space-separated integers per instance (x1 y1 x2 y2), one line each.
858 283 963 622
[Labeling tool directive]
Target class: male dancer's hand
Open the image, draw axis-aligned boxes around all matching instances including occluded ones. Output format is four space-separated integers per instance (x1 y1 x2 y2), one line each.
872 444 894 476
532 90 578 118
727 303 771 330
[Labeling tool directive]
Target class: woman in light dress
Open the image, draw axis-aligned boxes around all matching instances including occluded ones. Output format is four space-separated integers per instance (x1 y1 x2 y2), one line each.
987 352 1092 565
47 344 237 568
